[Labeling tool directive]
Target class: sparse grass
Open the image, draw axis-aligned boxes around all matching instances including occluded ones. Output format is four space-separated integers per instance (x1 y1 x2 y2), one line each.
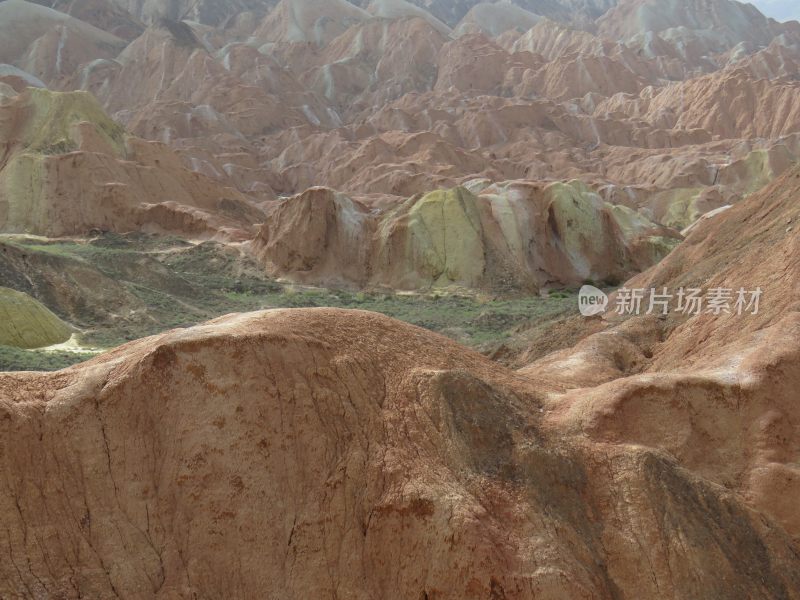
74 287 576 352
1 234 579 371
0 345 95 372
38 140 78 155
78 285 576 361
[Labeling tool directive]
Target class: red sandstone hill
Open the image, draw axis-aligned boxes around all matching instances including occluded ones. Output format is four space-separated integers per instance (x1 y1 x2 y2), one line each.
520 163 800 547
2 163 800 600
1 305 799 598
2 5 800 595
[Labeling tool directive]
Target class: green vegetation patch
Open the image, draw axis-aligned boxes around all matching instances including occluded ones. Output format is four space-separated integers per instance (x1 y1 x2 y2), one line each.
0 346 95 372
0 234 578 371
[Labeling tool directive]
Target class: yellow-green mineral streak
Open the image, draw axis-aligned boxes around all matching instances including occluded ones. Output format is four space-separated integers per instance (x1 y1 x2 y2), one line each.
546 180 606 257
0 89 130 232
737 148 790 196
403 187 486 287
1 153 47 232
660 187 704 230
22 88 127 156
0 287 72 349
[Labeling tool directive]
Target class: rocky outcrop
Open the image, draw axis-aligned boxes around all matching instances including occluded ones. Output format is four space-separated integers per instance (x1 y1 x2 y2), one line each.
360 0 614 28
596 68 800 139
2 305 800 597
254 187 376 286
3 2 800 596
15 0 790 233
0 88 263 238
511 17 613 59
106 0 278 26
598 0 784 49
301 16 448 112
253 0 371 46
0 237 148 327
434 34 532 95
368 0 452 35
253 183 679 291
521 164 800 545
453 2 541 38
29 0 145 41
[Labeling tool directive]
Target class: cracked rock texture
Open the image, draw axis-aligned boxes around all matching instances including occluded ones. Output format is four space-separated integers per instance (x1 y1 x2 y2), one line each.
1 305 800 598
253 183 679 292
0 88 264 240
3 142 800 600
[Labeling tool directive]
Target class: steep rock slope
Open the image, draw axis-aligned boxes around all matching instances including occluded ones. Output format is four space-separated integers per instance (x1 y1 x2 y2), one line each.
521 164 800 540
28 0 145 41
0 0 127 84
598 0 783 48
300 16 448 112
107 0 278 26
39 0 797 243
358 0 615 27
2 308 800 598
0 88 263 238
253 0 371 46
2 0 800 297
599 68 800 139
368 0 452 35
453 2 542 37
253 183 679 291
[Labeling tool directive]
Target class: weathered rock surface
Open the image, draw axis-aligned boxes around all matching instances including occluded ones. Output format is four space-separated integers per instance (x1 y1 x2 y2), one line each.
10 0 788 262
253 0 371 46
107 0 278 26
596 67 800 139
0 88 264 238
2 305 800 598
368 0 452 35
520 164 800 547
28 0 145 41
2 1 800 596
253 182 679 291
598 0 784 49
0 0 127 85
453 2 541 37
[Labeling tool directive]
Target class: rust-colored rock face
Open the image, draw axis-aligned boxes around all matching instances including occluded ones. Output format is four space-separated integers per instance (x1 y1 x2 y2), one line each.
1 168 800 599
2 1 800 595
0 88 264 239
252 183 679 291
2 305 800 598
520 164 800 556
1 0 800 291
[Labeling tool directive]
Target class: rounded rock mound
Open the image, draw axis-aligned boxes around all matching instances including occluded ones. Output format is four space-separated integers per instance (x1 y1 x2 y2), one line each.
1 308 800 598
0 286 72 348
